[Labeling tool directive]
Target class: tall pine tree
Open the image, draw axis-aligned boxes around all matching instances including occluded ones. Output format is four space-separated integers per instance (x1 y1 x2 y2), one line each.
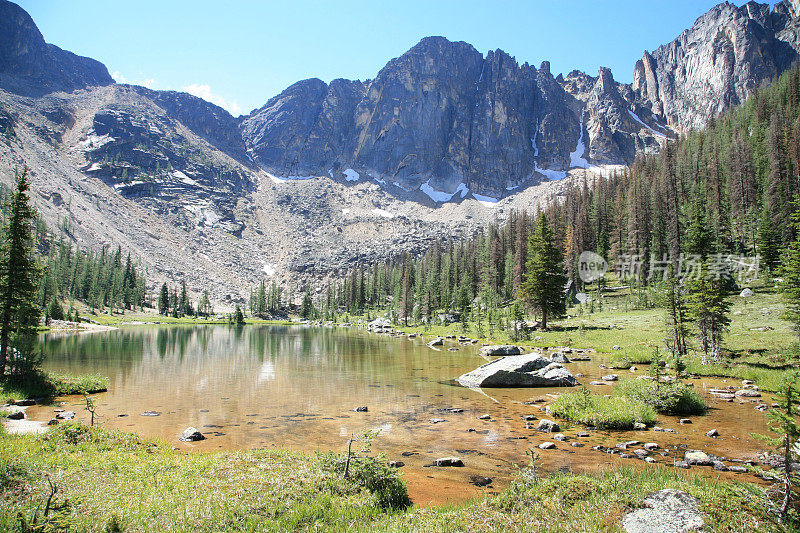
519 213 567 330
0 169 42 377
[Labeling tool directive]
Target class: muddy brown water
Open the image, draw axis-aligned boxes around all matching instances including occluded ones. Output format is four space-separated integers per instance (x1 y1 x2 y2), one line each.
26 325 774 506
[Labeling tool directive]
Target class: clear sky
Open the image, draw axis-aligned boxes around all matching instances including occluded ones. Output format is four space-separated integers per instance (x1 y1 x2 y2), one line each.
16 0 776 117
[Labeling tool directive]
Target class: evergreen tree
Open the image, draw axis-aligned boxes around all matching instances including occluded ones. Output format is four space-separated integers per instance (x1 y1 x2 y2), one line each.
197 290 213 317
780 199 800 349
158 283 169 316
300 291 314 319
751 371 800 523
759 205 782 277
662 269 689 365
686 260 732 362
519 213 567 330
231 304 245 326
0 168 41 377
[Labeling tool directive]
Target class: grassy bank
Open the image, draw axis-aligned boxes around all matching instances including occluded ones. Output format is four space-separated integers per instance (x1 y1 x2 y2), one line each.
0 423 780 532
0 372 108 404
615 379 707 415
549 389 657 429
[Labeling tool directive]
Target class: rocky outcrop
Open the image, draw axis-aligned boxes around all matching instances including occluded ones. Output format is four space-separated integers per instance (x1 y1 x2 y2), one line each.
457 353 578 388
632 0 800 131
0 0 113 95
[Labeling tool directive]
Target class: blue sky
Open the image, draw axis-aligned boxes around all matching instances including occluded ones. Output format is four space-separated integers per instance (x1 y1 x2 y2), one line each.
17 0 775 116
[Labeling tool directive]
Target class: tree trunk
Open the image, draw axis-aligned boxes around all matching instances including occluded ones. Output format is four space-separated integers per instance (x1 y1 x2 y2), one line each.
0 276 13 377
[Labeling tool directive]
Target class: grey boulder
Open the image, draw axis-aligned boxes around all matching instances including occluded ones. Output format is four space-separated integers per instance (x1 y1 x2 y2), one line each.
684 450 713 466
179 427 205 442
457 354 578 388
479 345 522 356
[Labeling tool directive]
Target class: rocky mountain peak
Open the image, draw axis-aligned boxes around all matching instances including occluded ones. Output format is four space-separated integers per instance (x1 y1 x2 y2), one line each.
593 67 619 98
0 0 113 95
633 0 800 131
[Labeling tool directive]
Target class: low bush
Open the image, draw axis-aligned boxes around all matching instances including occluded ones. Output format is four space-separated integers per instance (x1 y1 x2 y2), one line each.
615 378 706 415
319 452 411 510
549 388 657 430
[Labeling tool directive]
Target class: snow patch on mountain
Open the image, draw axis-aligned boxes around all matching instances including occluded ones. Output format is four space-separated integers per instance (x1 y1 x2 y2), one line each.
419 180 470 203
570 109 590 168
372 208 395 218
343 169 360 182
472 193 499 207
627 109 667 138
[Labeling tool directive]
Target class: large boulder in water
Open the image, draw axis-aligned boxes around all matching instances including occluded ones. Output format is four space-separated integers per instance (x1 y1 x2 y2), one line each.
457 353 579 388
479 345 523 356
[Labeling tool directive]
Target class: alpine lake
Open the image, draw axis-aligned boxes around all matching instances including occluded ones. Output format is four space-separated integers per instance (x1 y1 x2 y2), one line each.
25 324 773 506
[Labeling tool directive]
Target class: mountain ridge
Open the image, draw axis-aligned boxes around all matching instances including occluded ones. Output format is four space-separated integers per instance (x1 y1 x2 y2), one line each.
0 0 798 303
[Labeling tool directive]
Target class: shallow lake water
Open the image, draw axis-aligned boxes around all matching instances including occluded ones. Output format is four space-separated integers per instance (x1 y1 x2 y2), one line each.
27 325 774 506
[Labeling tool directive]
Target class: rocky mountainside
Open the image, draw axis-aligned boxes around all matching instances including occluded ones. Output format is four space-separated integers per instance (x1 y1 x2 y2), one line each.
0 0 798 304
633 0 800 130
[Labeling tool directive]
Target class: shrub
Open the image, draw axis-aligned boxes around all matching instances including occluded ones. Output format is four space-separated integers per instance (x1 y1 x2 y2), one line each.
40 422 158 453
319 452 411 510
549 388 657 430
615 378 707 415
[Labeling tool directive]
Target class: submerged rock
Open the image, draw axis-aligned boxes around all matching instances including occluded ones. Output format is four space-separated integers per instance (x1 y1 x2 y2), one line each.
621 489 704 533
469 475 492 486
457 354 578 388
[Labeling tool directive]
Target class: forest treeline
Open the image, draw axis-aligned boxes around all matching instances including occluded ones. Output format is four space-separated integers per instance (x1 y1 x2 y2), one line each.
0 186 148 320
323 66 800 327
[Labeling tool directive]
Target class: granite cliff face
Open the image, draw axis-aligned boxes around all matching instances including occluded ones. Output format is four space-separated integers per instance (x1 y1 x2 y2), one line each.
0 0 799 299
633 0 800 130
242 39 626 200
